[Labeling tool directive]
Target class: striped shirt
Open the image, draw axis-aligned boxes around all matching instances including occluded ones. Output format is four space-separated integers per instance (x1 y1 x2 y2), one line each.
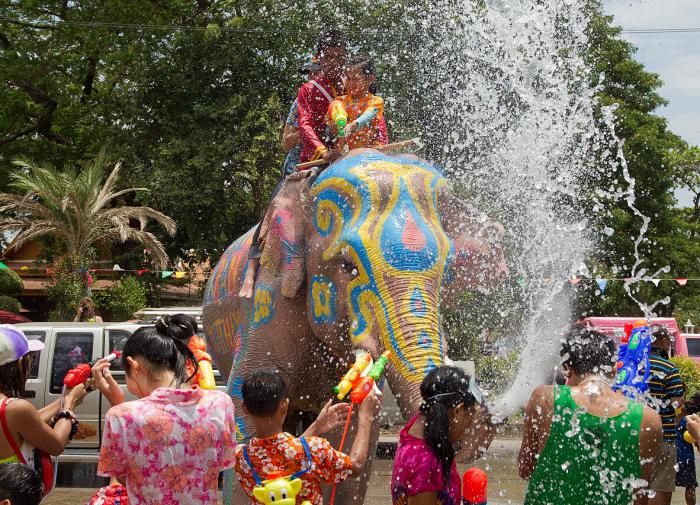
646 348 684 442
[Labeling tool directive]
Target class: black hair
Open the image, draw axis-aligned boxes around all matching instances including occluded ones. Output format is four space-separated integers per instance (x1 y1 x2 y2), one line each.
316 29 347 55
242 368 288 416
419 366 476 486
685 391 700 415
122 314 198 385
350 57 378 94
0 354 32 398
650 324 671 348
0 462 43 505
560 324 616 376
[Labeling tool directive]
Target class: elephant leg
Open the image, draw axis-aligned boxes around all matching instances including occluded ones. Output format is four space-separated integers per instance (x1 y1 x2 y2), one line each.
321 405 381 505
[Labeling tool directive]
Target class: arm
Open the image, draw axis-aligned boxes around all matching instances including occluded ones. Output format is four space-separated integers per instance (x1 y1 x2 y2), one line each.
281 123 300 152
518 385 554 480
347 392 381 476
92 359 125 406
296 84 327 161
302 399 351 437
666 369 685 421
634 407 662 505
12 399 73 456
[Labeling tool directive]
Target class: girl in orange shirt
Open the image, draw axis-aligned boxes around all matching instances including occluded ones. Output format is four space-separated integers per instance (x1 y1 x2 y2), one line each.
328 58 388 151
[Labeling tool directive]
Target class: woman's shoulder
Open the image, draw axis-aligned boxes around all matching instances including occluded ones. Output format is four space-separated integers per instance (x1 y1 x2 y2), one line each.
3 397 36 418
199 388 234 408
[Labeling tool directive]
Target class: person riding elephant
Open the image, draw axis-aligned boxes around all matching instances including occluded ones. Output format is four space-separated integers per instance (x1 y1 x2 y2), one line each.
203 149 508 505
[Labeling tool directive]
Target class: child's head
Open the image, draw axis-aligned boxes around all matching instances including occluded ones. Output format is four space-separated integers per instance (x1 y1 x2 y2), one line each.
0 462 43 505
316 29 347 80
560 324 616 381
346 57 377 97
121 314 198 397
0 325 44 398
419 366 481 483
242 368 289 424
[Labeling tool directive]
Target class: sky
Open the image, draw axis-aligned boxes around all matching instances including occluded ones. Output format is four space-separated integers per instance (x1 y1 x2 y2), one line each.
603 0 700 206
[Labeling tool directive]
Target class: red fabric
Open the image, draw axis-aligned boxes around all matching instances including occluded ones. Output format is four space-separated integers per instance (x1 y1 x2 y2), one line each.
0 398 26 464
297 75 342 163
0 311 31 324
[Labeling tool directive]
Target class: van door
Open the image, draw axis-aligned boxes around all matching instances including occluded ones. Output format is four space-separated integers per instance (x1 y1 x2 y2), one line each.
45 327 103 449
21 327 49 410
100 327 138 433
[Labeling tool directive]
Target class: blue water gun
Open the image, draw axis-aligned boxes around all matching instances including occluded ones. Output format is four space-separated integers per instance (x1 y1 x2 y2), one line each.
613 320 652 397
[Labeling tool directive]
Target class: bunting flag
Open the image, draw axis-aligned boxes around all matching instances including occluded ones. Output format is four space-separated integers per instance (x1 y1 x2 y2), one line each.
596 279 608 293
650 279 661 287
136 269 149 276
113 264 123 271
677 278 688 286
161 271 174 279
569 277 581 286
46 268 54 275
174 271 187 279
0 261 8 270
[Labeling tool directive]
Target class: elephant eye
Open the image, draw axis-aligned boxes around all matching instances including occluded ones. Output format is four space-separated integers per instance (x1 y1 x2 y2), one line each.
340 259 357 275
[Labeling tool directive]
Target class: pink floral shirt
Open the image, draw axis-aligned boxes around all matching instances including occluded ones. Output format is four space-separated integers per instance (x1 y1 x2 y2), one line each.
97 387 236 504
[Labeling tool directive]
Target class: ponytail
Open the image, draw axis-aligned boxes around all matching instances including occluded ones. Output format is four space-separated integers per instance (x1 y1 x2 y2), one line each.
419 366 477 487
122 314 199 385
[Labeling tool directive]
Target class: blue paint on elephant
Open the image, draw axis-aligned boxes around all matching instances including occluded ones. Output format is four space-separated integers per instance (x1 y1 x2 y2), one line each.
410 288 427 317
310 275 337 324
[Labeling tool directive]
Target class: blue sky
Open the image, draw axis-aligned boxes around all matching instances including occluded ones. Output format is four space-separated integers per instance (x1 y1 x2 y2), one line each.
603 0 699 206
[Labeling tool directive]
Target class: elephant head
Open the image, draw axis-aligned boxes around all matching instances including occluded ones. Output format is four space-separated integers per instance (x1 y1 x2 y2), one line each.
257 149 506 416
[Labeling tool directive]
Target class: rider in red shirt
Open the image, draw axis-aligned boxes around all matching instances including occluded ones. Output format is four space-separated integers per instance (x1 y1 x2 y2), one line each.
297 30 348 165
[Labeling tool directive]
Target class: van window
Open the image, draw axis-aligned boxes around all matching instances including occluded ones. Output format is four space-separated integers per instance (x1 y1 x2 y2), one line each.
687 338 700 357
107 330 131 372
50 332 94 394
23 331 45 379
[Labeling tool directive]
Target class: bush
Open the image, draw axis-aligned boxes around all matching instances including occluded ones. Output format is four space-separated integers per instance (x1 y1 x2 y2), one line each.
95 276 147 321
0 295 22 314
0 269 23 295
670 355 700 397
46 256 91 321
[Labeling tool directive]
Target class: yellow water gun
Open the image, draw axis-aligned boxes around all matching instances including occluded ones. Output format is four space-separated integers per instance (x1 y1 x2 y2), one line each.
334 352 372 400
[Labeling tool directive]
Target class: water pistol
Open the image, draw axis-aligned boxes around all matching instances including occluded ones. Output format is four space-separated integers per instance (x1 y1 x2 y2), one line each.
613 320 652 397
334 352 372 400
349 351 391 404
63 351 121 388
330 100 348 138
188 335 216 390
462 467 488 505
354 106 380 130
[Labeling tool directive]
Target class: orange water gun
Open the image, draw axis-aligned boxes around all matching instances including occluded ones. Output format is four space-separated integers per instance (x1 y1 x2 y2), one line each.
334 352 372 400
188 335 216 390
329 100 348 138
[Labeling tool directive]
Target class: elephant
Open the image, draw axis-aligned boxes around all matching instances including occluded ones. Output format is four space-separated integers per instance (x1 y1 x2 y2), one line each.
203 149 508 505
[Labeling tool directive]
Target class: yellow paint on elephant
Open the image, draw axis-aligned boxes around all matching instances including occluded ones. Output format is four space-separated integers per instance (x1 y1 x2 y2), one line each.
312 159 451 381
253 286 274 326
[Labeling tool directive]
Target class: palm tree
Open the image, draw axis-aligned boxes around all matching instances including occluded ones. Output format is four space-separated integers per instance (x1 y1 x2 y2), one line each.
0 151 176 268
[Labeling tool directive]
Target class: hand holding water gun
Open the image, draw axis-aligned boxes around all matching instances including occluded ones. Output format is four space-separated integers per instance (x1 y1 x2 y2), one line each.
613 320 652 397
188 335 216 390
349 351 391 404
65 351 121 388
91 352 126 406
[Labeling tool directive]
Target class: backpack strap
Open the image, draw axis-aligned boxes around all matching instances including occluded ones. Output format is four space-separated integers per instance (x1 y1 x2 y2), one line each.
242 444 263 486
290 436 314 480
0 397 27 464
309 80 333 103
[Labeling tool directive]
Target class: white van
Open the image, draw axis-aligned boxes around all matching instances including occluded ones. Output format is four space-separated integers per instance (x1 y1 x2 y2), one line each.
17 322 227 462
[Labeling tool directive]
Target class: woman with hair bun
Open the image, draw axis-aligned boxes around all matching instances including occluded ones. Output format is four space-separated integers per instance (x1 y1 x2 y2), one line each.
91 314 235 504
519 325 662 505
391 365 493 505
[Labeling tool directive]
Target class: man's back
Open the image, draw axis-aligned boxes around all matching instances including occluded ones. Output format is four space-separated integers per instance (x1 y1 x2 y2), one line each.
647 347 684 442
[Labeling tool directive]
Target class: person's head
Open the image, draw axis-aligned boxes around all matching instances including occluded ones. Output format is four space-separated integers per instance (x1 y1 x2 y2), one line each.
121 314 198 397
241 368 289 427
0 462 43 505
315 29 347 80
346 57 377 97
300 56 322 81
560 324 616 382
77 297 96 321
0 325 44 398
419 366 481 484
685 390 700 416
650 324 672 352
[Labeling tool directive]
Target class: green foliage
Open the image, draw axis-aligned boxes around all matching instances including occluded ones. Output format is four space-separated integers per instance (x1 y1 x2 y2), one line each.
94 276 147 321
0 269 23 295
670 355 700 397
46 255 92 321
0 295 21 314
475 352 519 396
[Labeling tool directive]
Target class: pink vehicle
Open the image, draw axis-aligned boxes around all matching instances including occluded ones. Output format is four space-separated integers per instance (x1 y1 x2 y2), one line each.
580 317 696 361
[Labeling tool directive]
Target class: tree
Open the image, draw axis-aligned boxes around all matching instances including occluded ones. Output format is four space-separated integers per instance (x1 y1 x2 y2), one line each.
0 150 176 268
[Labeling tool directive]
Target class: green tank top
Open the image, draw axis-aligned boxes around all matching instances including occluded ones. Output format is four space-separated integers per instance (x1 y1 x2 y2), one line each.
524 385 643 505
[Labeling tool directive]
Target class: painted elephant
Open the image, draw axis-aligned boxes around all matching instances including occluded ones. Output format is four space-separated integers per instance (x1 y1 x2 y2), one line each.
203 149 507 505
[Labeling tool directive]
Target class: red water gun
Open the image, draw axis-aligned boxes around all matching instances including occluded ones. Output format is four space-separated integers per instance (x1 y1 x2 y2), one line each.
63 351 121 388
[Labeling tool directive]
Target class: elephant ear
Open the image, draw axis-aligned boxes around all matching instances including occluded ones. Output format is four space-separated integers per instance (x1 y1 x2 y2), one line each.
258 177 312 298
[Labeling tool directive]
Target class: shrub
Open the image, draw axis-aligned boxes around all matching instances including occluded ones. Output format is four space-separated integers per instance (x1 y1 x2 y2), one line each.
0 295 22 314
46 256 92 321
670 355 700 397
95 276 147 321
0 269 23 295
